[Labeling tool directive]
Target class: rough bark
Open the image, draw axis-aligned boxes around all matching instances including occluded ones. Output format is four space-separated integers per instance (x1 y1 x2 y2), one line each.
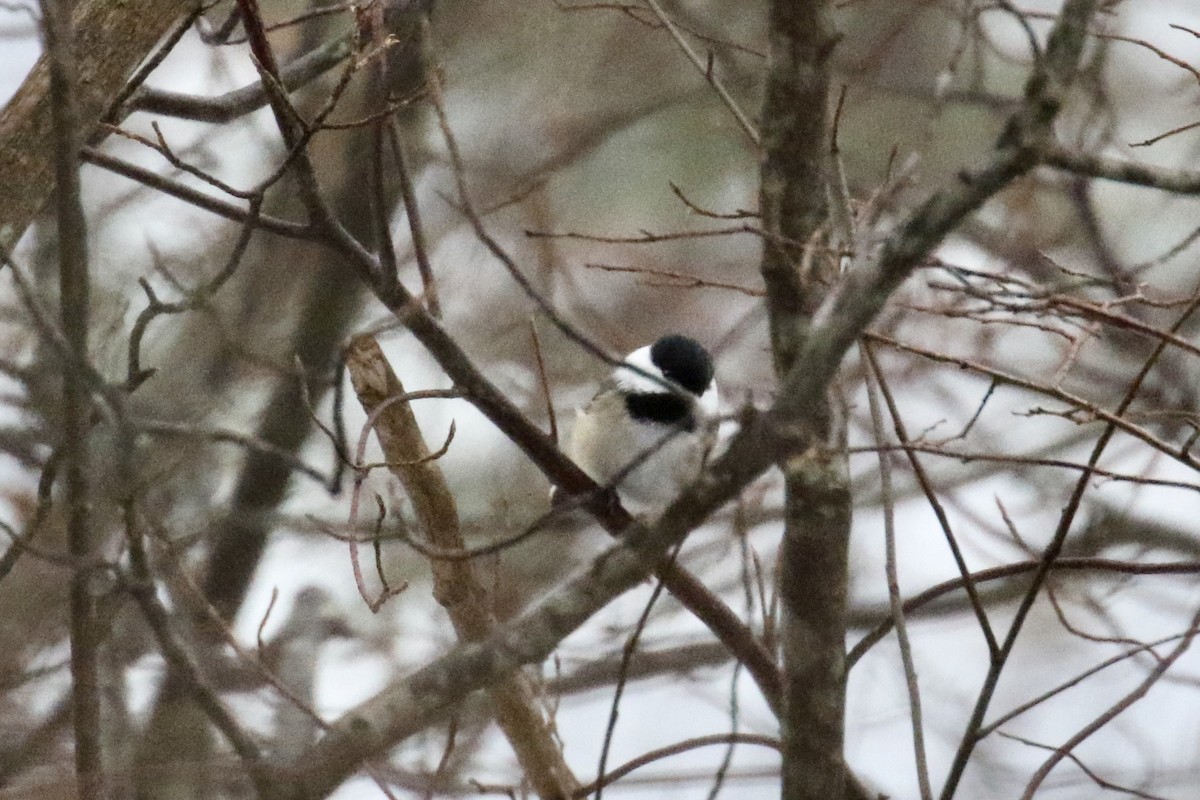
758 2 850 799
0 0 185 248
347 334 580 800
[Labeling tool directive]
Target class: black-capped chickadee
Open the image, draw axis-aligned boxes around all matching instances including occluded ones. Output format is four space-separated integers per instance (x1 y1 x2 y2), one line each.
567 334 719 515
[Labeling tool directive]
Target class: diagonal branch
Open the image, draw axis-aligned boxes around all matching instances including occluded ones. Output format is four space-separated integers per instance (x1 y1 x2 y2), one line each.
267 4 1101 798
1037 141 1200 193
1019 602 1200 798
118 34 354 124
276 405 791 799
0 0 186 248
776 0 1100 426
345 334 580 800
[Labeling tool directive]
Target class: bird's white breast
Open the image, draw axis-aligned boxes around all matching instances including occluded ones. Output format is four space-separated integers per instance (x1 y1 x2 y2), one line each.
568 391 714 515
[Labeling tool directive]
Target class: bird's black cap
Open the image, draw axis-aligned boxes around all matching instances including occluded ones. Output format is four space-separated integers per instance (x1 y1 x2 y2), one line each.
650 335 714 396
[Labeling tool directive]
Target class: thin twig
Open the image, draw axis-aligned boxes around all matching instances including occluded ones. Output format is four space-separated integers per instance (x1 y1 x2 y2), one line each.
938 275 1200 796
575 733 780 797
979 630 1190 738
862 341 998 656
641 0 761 148
527 317 558 445
123 506 271 793
595 549 677 800
388 119 441 316
1019 602 1200 798
847 558 1200 669
865 353 933 800
1001 731 1170 800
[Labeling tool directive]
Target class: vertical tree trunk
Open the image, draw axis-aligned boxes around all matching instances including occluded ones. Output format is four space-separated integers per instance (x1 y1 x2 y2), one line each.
758 3 849 798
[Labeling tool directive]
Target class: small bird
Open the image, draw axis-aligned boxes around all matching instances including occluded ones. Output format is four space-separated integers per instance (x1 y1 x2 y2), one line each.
567 334 719 515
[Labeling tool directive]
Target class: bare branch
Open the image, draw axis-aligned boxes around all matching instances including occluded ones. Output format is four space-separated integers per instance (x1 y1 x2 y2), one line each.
0 0 187 248
865 350 933 800
1019 603 1200 798
1039 141 1200 193
119 34 354 124
345 334 580 799
40 1 101 795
